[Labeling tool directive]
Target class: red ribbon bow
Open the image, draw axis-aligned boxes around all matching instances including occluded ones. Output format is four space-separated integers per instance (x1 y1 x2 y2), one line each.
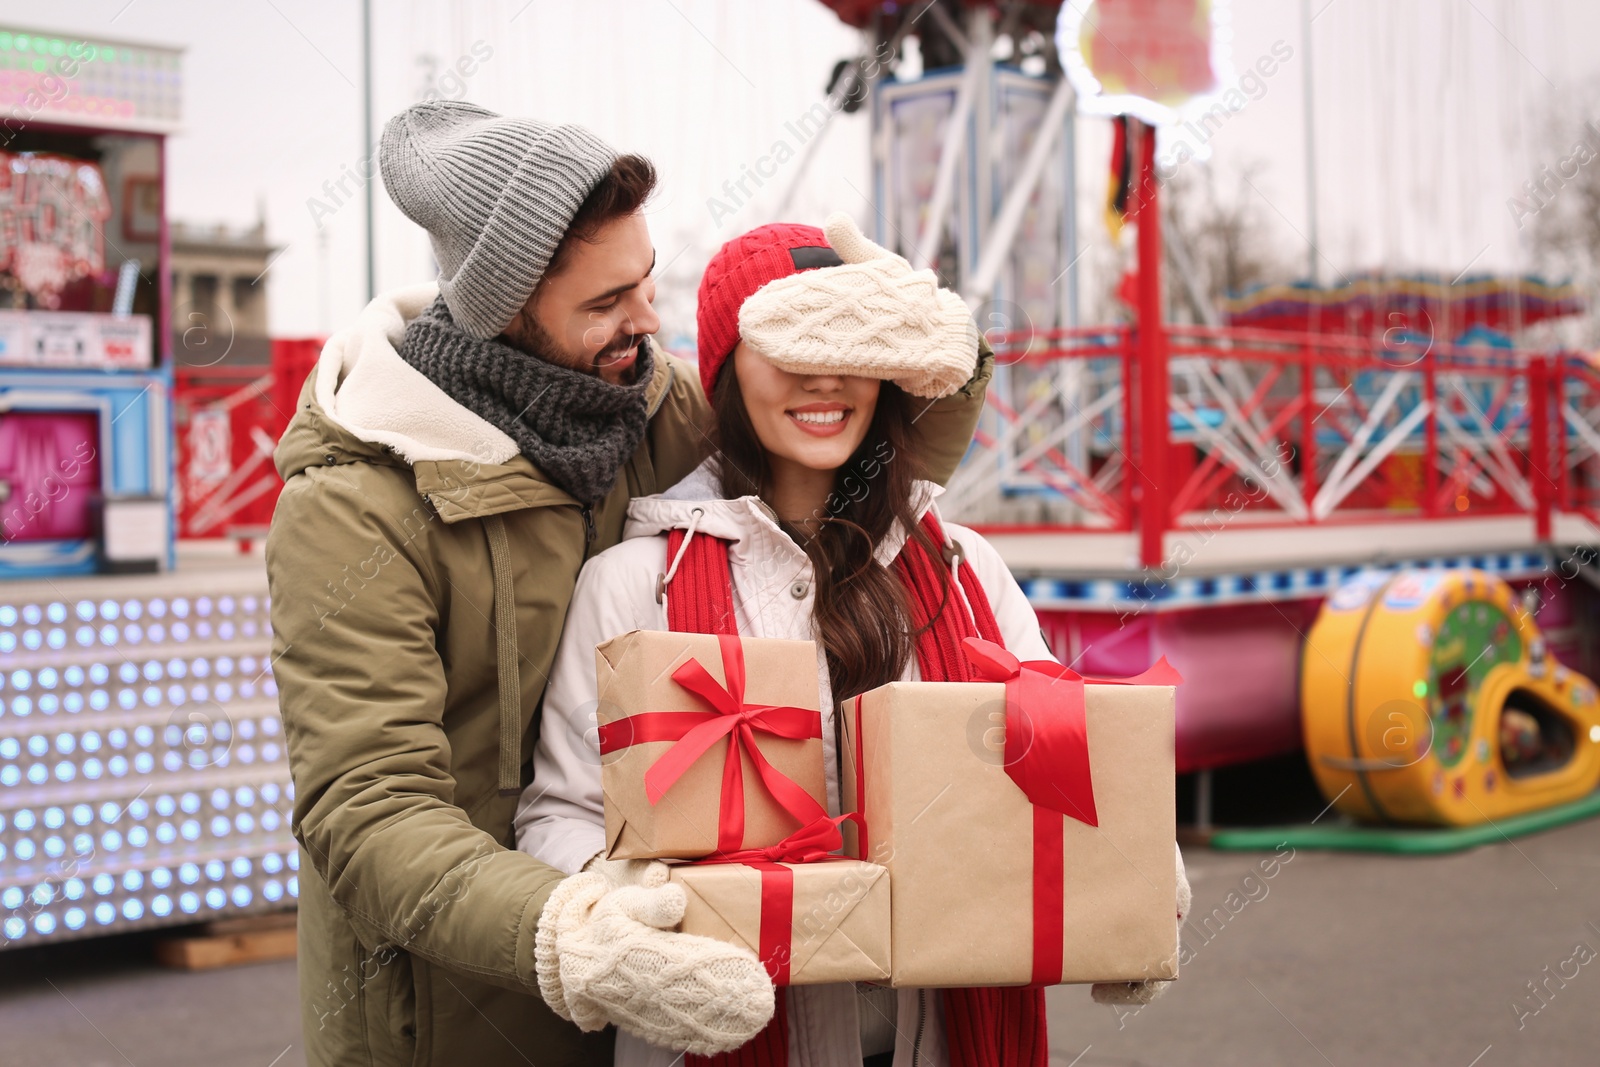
701 814 848 865
961 637 1183 827
596 634 826 853
693 815 853 986
962 636 1182 985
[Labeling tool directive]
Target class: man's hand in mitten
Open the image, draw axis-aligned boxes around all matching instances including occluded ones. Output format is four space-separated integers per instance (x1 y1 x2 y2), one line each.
534 858 775 1055
738 212 978 399
1091 842 1192 1008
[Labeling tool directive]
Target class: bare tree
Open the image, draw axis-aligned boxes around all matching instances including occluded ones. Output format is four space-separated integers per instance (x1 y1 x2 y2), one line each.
1162 161 1296 325
1523 89 1600 348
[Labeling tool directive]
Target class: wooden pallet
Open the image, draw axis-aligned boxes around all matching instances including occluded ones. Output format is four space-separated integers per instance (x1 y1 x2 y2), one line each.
153 911 298 970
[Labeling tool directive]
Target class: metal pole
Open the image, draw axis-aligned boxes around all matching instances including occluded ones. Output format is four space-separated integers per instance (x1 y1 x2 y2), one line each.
968 8 994 286
1062 85 1079 329
1195 769 1213 834
362 0 376 304
1301 0 1319 285
1529 354 1552 542
1134 121 1168 569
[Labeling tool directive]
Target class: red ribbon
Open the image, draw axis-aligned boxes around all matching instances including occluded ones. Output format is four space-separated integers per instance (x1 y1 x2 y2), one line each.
702 814 848 865
851 694 869 862
846 639 1179 985
694 816 851 985
596 634 826 853
962 637 1182 985
962 638 1178 824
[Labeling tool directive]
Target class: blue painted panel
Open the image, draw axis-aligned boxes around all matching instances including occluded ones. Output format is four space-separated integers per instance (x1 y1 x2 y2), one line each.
0 369 171 581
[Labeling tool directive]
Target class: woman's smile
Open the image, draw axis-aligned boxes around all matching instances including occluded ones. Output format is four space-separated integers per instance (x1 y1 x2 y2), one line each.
731 341 880 478
787 402 853 436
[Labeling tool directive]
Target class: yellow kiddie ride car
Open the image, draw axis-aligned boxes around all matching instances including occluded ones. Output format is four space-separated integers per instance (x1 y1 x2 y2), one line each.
1302 569 1600 825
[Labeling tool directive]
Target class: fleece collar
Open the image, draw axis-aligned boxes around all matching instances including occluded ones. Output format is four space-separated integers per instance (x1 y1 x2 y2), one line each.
314 284 675 467
315 283 520 465
288 284 677 520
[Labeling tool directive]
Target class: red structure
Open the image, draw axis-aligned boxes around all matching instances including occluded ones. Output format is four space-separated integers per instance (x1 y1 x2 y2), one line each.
937 116 1598 778
801 1 1600 787
174 338 320 540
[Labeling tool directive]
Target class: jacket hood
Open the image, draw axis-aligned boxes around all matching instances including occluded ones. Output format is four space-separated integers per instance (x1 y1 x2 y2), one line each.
310 282 520 466
274 284 677 515
623 457 944 569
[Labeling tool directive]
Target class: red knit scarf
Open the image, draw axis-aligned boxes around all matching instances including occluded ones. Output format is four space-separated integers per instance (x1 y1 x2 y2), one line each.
667 513 1049 1067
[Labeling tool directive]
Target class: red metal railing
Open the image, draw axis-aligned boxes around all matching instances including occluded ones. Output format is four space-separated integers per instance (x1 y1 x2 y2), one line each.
957 324 1597 565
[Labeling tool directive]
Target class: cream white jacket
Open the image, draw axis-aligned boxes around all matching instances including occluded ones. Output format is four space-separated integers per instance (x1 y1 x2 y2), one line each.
516 459 1055 1067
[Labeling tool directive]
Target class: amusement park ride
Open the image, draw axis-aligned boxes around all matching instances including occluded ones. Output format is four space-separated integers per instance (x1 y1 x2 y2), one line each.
2 0 1599 954
817 0 1600 827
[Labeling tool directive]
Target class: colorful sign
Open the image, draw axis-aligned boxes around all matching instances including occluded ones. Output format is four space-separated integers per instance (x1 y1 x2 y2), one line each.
0 309 150 369
1327 571 1390 613
0 151 113 307
0 28 182 134
1056 0 1231 126
1383 572 1446 611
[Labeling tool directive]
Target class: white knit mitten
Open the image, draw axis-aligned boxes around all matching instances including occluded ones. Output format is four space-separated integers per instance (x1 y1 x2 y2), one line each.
1091 843 1192 1007
583 854 664 887
534 861 775 1055
737 212 978 399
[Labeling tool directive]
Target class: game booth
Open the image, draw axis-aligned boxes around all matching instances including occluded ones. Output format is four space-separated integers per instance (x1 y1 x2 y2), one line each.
0 27 300 952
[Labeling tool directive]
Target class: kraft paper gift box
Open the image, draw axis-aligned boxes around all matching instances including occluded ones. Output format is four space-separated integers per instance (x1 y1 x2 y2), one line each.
596 629 829 860
840 638 1180 988
669 819 891 986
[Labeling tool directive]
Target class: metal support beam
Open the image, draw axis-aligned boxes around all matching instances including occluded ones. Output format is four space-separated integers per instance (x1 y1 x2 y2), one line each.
910 49 982 271
925 1 970 54
361 0 375 304
963 72 1074 303
1164 220 1220 328
1195 769 1213 834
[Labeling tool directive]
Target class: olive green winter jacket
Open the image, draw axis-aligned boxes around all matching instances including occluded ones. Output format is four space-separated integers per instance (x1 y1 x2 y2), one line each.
266 284 992 1067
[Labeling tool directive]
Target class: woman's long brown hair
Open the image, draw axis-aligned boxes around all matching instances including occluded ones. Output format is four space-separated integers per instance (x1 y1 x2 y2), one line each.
710 369 950 703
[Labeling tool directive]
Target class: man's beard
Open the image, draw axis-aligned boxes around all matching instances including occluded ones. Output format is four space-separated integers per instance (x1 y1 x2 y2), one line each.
504 311 642 382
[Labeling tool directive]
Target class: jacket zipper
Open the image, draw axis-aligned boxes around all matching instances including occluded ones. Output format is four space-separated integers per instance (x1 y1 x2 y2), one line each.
912 988 928 1065
581 504 596 544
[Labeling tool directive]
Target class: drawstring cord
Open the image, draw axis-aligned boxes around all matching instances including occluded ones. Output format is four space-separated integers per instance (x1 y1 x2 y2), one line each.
655 506 705 619
942 533 980 631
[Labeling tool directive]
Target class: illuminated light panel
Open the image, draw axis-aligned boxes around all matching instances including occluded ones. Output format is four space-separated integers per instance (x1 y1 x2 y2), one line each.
0 27 183 133
2 581 290 950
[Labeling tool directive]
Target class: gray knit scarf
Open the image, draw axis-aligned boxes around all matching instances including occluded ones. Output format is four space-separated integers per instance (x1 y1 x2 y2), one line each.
399 296 653 504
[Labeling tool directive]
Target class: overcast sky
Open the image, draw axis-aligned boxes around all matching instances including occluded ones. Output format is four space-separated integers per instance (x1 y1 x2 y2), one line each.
4 0 1596 340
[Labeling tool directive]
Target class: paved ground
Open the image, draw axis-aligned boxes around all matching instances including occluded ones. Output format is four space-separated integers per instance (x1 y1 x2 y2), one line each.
1049 816 1600 1067
0 935 304 1067
3 817 1597 1067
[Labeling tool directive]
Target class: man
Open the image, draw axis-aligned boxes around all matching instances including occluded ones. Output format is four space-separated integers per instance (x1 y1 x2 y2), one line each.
266 100 993 1066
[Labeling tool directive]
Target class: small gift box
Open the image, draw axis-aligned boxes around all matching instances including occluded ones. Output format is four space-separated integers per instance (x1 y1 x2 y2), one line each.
670 817 891 985
842 638 1180 987
596 630 829 860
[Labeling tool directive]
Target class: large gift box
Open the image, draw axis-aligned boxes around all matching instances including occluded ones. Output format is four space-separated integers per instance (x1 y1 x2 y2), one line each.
841 638 1180 987
670 818 891 985
596 630 829 860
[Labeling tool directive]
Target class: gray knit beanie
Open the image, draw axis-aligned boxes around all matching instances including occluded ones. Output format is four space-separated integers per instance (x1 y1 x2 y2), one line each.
379 101 618 339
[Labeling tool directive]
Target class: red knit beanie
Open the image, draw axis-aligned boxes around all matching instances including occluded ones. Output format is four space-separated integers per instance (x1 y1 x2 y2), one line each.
695 223 842 396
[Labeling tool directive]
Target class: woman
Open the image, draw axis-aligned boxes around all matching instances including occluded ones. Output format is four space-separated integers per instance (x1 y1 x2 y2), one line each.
519 216 1184 1065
